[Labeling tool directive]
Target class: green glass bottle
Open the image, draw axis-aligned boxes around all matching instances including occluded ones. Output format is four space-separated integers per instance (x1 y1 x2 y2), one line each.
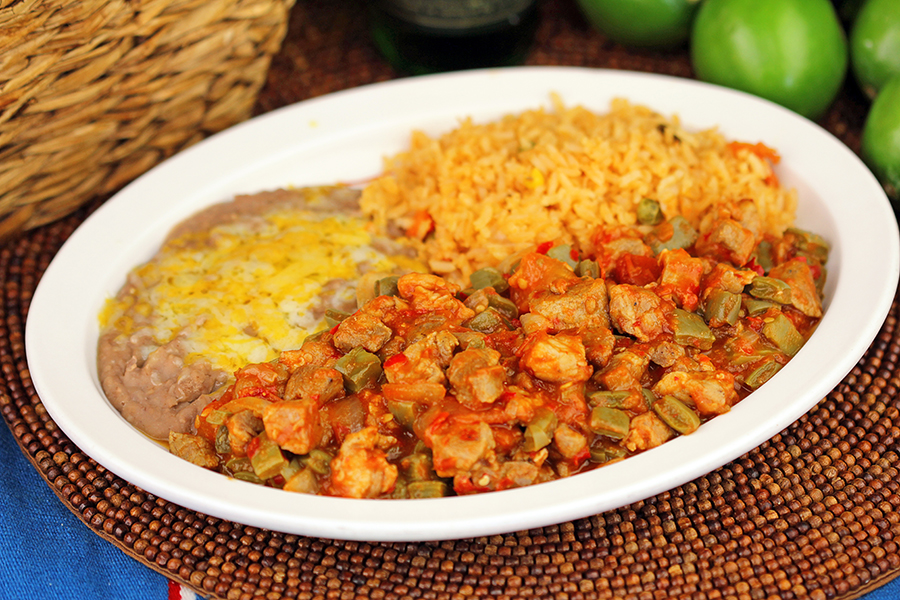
369 0 539 75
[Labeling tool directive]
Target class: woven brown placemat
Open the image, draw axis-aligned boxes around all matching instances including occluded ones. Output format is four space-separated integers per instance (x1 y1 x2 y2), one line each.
5 1 900 599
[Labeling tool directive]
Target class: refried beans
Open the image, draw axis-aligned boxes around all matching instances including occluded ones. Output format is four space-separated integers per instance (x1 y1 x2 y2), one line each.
97 186 422 440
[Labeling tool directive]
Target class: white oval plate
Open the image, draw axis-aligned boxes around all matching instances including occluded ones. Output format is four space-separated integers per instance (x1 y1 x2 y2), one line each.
26 67 899 542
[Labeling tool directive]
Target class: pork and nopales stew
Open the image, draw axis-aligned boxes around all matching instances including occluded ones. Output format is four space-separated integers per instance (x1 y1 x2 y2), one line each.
170 198 828 499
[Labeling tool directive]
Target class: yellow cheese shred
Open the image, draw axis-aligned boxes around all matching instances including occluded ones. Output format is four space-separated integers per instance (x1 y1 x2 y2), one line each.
99 209 423 375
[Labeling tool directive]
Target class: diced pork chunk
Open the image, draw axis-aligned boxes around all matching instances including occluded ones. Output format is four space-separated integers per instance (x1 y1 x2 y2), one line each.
553 423 588 460
695 218 757 266
608 284 671 342
385 330 459 384
604 236 653 257
328 426 398 499
279 338 342 370
581 324 616 367
593 233 654 275
430 420 496 479
768 259 823 318
594 349 649 390
658 248 704 311
262 400 327 455
699 263 757 303
497 460 544 488
699 199 762 239
169 432 220 469
226 410 264 456
447 348 507 406
507 252 578 313
519 312 553 336
333 311 393 353
405 330 459 368
459 456 546 493
555 382 592 424
653 370 738 417
397 273 475 322
529 278 610 332
384 356 445 384
646 340 685 367
284 366 345 403
361 294 411 321
519 332 592 383
732 200 762 236
623 412 673 452
232 362 288 399
669 355 716 373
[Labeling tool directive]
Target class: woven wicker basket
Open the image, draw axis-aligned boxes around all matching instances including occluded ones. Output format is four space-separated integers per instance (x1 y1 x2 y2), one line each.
0 0 296 240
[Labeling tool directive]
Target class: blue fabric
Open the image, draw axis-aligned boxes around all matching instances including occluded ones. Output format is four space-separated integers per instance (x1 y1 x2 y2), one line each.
3 420 899 599
0 422 169 599
869 579 900 600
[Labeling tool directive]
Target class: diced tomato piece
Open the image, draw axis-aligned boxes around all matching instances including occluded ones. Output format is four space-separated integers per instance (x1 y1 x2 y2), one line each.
536 241 553 254
406 210 434 241
745 257 765 276
728 141 780 164
498 391 516 403
491 425 522 454
615 253 661 286
384 353 409 369
795 256 823 280
572 445 591 467
246 436 261 459
745 316 765 332
729 142 781 187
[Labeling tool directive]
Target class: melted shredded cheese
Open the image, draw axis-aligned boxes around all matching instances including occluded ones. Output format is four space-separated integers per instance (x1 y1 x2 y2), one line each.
99 209 423 375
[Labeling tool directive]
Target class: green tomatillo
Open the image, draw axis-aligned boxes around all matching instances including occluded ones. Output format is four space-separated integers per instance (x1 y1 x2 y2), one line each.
575 0 701 47
690 0 848 121
862 75 900 202
850 0 900 99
